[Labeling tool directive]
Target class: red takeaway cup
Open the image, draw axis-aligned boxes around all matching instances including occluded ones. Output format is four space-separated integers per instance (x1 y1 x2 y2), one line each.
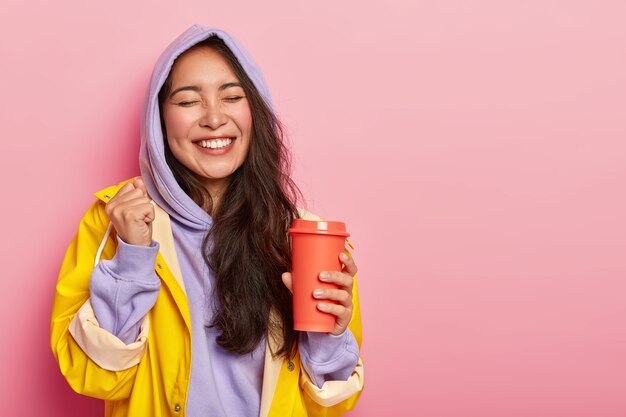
288 219 350 332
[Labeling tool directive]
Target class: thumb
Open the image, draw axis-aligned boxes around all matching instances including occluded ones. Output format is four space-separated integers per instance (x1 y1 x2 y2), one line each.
144 204 156 224
281 272 293 294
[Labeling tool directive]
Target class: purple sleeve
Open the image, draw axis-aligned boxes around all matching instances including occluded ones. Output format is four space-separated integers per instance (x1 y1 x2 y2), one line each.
89 236 161 344
298 328 360 388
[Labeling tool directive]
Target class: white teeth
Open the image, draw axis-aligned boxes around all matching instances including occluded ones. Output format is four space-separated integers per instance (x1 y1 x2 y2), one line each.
199 138 232 149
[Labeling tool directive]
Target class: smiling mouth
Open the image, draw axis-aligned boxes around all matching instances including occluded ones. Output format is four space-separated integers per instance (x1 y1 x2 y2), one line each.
195 137 235 150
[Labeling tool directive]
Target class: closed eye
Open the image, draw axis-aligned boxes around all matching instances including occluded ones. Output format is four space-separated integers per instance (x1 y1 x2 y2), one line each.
224 96 245 102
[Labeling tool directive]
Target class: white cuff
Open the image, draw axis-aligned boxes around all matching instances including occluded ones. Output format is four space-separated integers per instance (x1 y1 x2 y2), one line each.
68 298 149 371
300 357 364 407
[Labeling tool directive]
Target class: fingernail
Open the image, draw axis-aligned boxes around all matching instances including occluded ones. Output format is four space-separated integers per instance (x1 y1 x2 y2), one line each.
319 272 330 281
340 253 349 261
313 289 324 298
318 303 329 310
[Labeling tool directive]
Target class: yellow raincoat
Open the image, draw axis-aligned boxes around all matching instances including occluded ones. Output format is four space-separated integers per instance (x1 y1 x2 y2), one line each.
50 180 364 417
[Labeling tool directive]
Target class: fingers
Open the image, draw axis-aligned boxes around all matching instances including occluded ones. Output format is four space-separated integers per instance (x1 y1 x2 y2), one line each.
110 181 137 200
133 176 149 196
114 196 153 212
109 177 149 204
105 192 150 217
281 272 293 294
317 301 352 331
340 252 358 277
319 270 353 291
314 250 358 335
313 287 352 306
313 274 353 331
109 197 154 224
116 200 155 222
317 302 351 317
104 180 154 246
105 186 147 211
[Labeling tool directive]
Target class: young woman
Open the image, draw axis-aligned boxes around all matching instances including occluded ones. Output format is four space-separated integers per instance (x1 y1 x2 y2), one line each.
50 24 364 417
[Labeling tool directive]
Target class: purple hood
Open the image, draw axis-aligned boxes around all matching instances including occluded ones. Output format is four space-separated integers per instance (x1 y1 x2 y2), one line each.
139 24 273 230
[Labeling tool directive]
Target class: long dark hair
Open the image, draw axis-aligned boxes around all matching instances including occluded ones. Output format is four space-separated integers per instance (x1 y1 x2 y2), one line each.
158 35 302 358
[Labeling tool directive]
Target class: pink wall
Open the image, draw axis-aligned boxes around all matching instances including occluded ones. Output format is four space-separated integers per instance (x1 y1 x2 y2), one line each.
1 0 625 415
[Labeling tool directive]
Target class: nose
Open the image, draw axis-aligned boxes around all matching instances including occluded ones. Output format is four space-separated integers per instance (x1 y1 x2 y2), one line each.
199 101 227 129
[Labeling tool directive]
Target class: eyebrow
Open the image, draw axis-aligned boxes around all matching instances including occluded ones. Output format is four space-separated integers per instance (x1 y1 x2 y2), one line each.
168 82 243 98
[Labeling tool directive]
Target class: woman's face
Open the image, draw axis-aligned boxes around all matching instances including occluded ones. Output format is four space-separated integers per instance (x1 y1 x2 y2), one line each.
162 46 252 196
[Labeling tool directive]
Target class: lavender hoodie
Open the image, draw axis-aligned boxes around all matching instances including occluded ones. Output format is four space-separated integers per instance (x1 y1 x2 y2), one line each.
89 24 359 417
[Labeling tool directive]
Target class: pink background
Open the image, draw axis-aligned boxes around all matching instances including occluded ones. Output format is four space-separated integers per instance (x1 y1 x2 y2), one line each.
1 0 625 415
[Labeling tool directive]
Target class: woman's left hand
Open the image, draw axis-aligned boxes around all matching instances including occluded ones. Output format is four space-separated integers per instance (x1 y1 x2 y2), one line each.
281 252 357 336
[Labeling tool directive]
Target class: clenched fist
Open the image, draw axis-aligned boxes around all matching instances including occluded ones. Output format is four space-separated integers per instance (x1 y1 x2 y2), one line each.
104 177 155 246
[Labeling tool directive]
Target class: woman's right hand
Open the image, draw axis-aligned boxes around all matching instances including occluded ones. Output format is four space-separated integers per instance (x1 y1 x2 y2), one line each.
104 177 155 246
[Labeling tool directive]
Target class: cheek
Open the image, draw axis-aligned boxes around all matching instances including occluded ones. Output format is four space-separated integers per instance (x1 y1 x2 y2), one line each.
164 109 195 140
233 106 253 134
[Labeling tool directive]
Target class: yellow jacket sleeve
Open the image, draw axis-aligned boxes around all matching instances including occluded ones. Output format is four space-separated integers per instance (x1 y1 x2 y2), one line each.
50 199 140 400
